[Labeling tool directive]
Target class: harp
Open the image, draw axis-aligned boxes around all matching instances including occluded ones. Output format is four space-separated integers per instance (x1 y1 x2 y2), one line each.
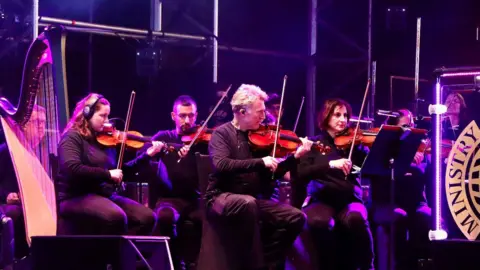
0 27 69 245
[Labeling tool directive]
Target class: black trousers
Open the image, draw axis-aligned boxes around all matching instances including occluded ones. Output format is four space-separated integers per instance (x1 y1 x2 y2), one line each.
371 204 432 270
59 193 156 235
154 198 202 268
206 192 306 270
304 200 374 270
0 204 28 259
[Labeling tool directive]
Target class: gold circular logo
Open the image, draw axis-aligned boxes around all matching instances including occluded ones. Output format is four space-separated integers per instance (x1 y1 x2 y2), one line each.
446 120 480 240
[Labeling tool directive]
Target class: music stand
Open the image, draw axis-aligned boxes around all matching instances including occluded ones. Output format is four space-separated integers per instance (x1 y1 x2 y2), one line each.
361 125 426 270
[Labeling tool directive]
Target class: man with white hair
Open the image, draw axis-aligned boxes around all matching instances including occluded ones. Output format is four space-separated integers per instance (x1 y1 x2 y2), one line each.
200 84 312 270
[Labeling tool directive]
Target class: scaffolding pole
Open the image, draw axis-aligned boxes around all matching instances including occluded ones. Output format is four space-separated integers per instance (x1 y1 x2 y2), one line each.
37 17 306 62
88 0 94 92
371 61 377 122
306 0 317 137
33 0 39 39
39 17 207 41
414 18 422 115
213 0 219 84
367 0 373 119
389 75 429 110
150 0 162 31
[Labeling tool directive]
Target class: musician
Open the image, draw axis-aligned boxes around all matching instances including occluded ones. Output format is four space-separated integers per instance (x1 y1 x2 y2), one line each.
296 98 374 270
443 92 469 140
264 93 281 125
56 93 161 235
0 105 46 259
147 95 206 269
263 92 292 203
210 89 232 127
371 108 431 269
202 84 311 270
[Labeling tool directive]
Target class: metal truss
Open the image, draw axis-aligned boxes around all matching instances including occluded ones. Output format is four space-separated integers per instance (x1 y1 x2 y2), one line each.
30 0 377 136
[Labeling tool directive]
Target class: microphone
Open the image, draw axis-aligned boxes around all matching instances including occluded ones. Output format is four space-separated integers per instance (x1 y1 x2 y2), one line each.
416 98 425 102
108 118 126 124
377 110 400 117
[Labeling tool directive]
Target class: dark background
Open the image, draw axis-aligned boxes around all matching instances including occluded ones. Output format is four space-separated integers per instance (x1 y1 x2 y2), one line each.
1 0 480 134
1 0 480 238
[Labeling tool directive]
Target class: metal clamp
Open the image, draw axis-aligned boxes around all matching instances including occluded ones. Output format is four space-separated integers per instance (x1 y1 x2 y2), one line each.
428 104 447 115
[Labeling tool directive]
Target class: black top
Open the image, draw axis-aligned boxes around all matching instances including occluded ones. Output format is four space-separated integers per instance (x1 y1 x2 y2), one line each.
370 159 428 209
296 130 367 204
0 143 18 204
150 129 208 201
56 130 151 201
206 122 297 201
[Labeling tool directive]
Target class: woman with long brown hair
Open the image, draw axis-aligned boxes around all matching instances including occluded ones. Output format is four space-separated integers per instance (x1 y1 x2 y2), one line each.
56 93 162 235
443 92 469 140
296 98 374 270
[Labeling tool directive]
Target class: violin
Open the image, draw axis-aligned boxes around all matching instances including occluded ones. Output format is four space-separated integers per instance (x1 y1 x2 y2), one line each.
176 84 232 163
417 138 453 157
97 123 179 152
180 125 215 144
248 124 332 157
335 125 432 153
334 127 379 150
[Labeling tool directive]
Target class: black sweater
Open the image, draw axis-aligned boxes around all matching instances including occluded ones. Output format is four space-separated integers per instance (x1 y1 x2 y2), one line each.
56 130 151 201
149 129 208 201
206 122 297 200
296 131 367 204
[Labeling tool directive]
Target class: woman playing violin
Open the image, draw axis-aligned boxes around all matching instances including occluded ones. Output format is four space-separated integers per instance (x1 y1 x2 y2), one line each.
56 93 163 235
369 108 432 269
295 98 374 270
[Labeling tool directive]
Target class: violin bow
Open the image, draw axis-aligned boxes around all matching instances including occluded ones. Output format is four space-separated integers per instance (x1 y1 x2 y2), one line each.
347 79 371 165
117 90 136 191
177 84 232 163
272 75 288 161
293 96 305 133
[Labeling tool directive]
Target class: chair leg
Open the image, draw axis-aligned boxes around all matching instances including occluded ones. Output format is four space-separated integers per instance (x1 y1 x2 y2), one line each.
0 216 14 269
376 225 393 270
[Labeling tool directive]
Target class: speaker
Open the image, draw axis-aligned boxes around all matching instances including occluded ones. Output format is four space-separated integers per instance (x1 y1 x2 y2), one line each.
31 235 173 270
427 239 480 270
0 215 14 269
136 47 161 77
